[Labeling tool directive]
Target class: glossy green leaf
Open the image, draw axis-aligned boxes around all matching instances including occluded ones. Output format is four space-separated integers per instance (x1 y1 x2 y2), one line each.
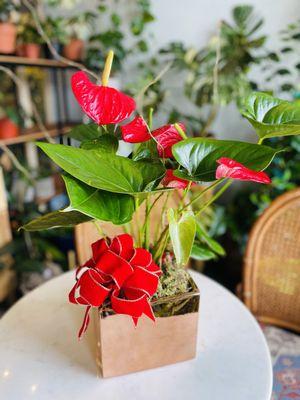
80 134 119 153
68 123 99 141
168 209 196 266
63 175 134 225
37 143 165 194
172 138 280 181
196 221 225 256
241 92 300 140
21 210 91 231
191 242 217 261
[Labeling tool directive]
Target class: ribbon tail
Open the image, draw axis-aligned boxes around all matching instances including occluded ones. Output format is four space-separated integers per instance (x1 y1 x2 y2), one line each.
78 305 91 340
143 300 155 322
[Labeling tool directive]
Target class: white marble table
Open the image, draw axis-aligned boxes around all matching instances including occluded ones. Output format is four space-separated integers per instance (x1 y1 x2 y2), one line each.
0 271 272 400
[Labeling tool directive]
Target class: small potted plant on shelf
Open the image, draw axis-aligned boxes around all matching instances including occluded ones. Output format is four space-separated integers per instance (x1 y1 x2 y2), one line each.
0 107 21 140
22 51 300 378
63 12 96 61
0 0 19 54
42 17 68 59
17 13 42 59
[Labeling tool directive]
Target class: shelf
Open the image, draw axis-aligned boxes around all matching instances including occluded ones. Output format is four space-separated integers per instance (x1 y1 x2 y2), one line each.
0 123 76 146
0 55 76 69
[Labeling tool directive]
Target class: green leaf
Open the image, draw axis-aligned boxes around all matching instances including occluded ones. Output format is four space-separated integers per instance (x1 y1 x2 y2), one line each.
63 175 134 225
37 143 165 194
168 209 196 266
68 123 100 142
172 138 280 181
191 242 217 261
196 221 225 256
21 210 91 231
80 134 119 153
241 92 300 140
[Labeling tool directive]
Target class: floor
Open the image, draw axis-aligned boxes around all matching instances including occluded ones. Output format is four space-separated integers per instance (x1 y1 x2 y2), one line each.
262 325 300 399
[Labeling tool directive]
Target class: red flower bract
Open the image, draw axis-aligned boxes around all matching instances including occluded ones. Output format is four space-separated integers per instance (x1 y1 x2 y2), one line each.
121 117 185 158
162 169 192 189
120 115 150 143
71 71 136 125
152 123 185 158
216 157 271 184
69 234 161 338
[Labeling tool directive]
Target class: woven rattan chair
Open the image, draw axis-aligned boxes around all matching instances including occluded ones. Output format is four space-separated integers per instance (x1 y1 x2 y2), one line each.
243 188 300 333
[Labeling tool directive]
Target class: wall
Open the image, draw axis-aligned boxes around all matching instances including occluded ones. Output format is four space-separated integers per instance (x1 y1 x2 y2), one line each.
145 0 300 140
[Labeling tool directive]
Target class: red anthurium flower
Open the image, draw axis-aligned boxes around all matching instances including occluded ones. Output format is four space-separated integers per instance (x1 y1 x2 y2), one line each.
216 157 271 184
69 234 161 338
120 115 150 143
162 169 192 189
71 71 136 125
152 123 185 158
121 118 186 158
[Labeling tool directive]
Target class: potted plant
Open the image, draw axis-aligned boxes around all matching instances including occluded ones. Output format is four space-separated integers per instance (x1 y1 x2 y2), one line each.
22 51 300 377
63 12 96 61
0 107 21 140
0 0 18 54
42 17 68 59
17 13 42 59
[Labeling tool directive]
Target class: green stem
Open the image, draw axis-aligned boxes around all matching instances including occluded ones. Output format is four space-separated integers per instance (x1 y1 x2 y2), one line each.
258 137 264 145
179 181 192 209
153 225 169 263
195 180 232 217
180 179 224 212
134 197 142 246
154 191 171 244
144 194 151 249
93 220 106 238
148 107 154 130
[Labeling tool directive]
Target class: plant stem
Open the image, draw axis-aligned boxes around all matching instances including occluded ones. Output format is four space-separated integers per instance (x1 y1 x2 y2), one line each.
181 179 224 211
153 225 169 263
194 180 232 217
134 197 142 247
179 181 192 209
154 191 171 244
93 220 106 238
148 107 154 130
101 50 114 86
258 137 264 145
144 194 151 249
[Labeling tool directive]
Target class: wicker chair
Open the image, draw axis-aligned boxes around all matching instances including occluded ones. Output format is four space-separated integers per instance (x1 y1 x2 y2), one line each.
243 188 300 333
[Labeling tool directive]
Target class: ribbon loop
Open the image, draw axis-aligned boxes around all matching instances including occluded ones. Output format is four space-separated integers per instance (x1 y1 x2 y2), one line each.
68 234 161 338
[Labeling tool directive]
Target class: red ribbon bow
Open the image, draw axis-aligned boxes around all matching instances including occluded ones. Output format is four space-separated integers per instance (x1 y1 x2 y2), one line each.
69 234 161 338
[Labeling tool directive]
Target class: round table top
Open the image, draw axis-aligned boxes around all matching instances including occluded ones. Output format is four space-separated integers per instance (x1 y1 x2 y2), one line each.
0 270 272 400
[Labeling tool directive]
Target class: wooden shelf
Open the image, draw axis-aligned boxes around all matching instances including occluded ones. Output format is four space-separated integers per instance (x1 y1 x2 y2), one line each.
0 55 76 69
0 123 75 146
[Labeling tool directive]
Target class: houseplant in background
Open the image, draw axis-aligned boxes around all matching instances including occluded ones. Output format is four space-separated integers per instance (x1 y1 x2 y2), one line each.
22 51 300 377
17 13 43 59
0 0 19 54
42 16 68 59
0 107 21 140
154 5 267 136
84 0 154 74
63 12 96 61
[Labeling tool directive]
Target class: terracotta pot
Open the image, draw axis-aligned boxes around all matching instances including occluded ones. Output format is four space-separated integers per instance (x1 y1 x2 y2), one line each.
17 43 41 59
94 274 200 378
0 23 17 54
0 117 19 140
63 39 84 61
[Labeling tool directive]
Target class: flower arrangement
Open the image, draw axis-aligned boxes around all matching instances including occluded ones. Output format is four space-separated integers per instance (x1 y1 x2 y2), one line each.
22 50 300 376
